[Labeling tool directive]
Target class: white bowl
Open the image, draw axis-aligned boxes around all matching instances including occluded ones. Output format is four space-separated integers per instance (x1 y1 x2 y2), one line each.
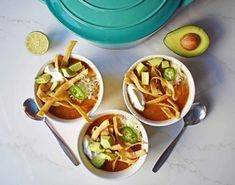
77 109 149 179
123 55 195 127
34 54 104 123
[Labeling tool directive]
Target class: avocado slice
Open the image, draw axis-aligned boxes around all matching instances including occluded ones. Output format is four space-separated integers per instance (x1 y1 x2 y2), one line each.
61 68 77 78
147 57 162 67
141 71 149 85
161 60 170 69
100 153 117 161
100 135 113 149
164 25 210 57
91 155 106 169
136 62 148 75
69 62 83 72
89 142 104 153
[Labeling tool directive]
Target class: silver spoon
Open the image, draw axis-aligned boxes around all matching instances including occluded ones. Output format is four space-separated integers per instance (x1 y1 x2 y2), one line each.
152 102 207 173
23 98 80 166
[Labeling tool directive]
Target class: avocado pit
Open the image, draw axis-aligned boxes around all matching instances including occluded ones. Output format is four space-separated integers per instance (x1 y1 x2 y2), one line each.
180 33 201 51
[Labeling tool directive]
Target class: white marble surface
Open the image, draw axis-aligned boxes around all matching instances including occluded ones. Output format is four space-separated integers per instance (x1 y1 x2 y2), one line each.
1 0 235 184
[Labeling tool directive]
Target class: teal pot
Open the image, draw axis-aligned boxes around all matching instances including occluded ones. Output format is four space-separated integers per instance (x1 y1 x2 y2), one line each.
41 0 193 48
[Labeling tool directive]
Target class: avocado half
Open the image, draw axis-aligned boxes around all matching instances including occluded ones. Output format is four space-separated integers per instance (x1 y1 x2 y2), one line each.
164 25 210 58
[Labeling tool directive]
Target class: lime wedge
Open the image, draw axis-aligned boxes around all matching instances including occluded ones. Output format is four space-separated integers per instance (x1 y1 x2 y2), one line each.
25 31 49 55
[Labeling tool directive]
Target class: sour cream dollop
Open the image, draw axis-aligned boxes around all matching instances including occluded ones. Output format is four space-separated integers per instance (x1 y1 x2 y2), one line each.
127 84 145 111
44 64 64 82
83 135 94 160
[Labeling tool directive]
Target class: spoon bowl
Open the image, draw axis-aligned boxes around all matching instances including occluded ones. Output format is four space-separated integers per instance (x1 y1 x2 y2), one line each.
184 102 207 126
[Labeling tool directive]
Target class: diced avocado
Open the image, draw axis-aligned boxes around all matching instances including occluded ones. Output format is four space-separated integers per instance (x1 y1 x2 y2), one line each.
100 153 117 161
61 68 77 78
100 135 113 149
35 73 51 84
91 155 106 169
50 81 58 91
164 25 210 57
89 142 104 153
69 62 83 72
161 60 170 68
136 62 148 75
148 58 162 67
141 71 149 85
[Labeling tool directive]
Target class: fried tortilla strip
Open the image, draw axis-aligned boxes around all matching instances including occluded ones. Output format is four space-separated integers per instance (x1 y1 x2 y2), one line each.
54 54 63 69
119 158 137 165
124 142 143 151
146 94 169 104
37 69 88 117
158 102 180 118
150 66 162 77
118 150 138 165
152 76 177 101
67 100 91 123
150 79 162 96
62 40 77 67
112 155 120 171
56 101 73 109
125 149 147 160
161 107 175 119
110 144 123 151
91 120 110 140
167 98 179 111
100 128 109 136
113 116 123 137
126 70 153 96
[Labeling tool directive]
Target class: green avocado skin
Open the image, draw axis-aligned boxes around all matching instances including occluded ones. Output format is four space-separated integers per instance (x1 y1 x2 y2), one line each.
163 25 210 58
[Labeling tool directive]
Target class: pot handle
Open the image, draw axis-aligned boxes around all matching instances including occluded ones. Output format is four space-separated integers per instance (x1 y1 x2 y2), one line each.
179 0 193 7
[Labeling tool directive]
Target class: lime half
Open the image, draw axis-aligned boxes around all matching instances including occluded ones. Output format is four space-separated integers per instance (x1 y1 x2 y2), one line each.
25 31 49 55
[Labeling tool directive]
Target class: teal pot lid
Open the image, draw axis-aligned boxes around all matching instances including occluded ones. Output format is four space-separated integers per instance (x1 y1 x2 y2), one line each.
43 0 193 44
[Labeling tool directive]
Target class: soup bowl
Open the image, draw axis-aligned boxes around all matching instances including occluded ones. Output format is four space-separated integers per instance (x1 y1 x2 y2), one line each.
34 54 104 123
123 55 195 127
77 109 149 179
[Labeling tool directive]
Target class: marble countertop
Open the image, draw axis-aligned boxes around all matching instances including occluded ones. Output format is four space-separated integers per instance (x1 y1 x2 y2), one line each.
1 0 235 184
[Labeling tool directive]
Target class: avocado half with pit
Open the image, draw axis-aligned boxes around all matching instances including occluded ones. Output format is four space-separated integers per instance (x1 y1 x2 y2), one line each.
164 25 210 58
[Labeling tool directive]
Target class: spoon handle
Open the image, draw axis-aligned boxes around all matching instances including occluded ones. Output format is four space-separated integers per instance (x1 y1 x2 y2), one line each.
44 117 80 166
152 126 186 173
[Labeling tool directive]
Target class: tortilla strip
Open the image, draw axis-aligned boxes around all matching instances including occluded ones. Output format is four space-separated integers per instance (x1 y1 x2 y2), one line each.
109 144 123 151
119 158 137 165
124 142 143 151
150 79 162 96
54 54 63 69
157 102 180 118
112 155 120 171
125 149 147 159
152 77 177 101
150 66 162 77
113 116 123 137
146 94 169 104
167 98 179 111
67 100 91 123
56 101 73 109
91 120 110 140
126 71 154 96
161 107 175 119
118 150 138 165
100 128 109 136
62 40 77 67
37 69 88 117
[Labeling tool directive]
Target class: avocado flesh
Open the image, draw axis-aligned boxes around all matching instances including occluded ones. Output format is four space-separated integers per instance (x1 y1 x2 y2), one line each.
164 25 210 57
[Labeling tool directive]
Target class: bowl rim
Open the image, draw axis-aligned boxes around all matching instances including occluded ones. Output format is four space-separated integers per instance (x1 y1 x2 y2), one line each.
77 109 149 179
34 53 104 123
122 54 195 127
